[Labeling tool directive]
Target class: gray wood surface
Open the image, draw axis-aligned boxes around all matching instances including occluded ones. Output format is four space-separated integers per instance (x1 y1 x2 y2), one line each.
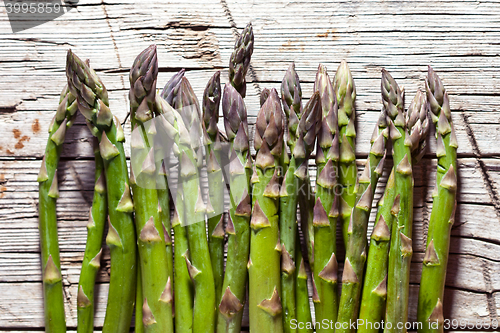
1 0 499 331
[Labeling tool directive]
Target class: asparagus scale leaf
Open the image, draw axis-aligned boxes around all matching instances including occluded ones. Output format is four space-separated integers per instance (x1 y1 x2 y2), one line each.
38 84 77 333
417 67 458 333
67 51 137 333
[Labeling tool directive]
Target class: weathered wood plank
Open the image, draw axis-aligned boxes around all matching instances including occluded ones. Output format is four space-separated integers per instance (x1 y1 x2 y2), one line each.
0 281 496 328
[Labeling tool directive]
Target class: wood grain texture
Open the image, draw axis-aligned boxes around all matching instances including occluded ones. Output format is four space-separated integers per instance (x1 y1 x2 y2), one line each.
0 0 499 330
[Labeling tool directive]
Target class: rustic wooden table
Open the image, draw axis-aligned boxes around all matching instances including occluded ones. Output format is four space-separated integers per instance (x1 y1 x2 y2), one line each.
1 0 499 331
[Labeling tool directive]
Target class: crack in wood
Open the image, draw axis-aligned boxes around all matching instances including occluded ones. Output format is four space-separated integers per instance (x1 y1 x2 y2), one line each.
482 260 499 320
100 0 128 126
219 0 261 96
461 113 500 222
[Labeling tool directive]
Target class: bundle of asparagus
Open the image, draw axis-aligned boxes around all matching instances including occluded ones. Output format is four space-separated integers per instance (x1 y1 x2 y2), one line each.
37 28 461 333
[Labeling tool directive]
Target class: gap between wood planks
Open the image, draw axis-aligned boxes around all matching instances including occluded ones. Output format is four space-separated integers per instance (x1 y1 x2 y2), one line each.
100 0 129 125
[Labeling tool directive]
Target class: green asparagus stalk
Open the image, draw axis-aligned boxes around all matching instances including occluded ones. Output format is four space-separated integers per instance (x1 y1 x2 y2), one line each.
383 70 430 333
229 23 254 98
66 51 136 333
173 185 194 333
129 45 173 333
38 85 77 333
279 64 301 333
312 64 339 332
295 239 313 333
280 63 322 333
203 71 225 302
298 172 315 267
249 88 284 333
296 169 315 333
77 138 107 333
358 169 397 333
335 61 357 247
417 67 458 333
336 111 387 332
157 165 173 311
170 76 217 333
217 83 252 333
135 262 144 333
381 70 412 333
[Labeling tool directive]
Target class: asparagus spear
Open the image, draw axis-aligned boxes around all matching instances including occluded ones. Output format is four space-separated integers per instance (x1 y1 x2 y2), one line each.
171 76 217 333
381 70 411 333
135 262 145 333
161 69 184 105
202 71 225 302
279 64 302 333
217 83 252 333
66 51 136 333
129 45 173 332
358 169 397 333
312 64 339 331
157 169 173 318
295 240 313 333
335 61 357 247
336 110 387 332
417 67 458 333
77 138 107 333
172 180 194 333
280 64 322 333
249 88 284 333
382 71 430 333
157 73 195 333
229 23 254 98
298 171 315 268
38 85 77 333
